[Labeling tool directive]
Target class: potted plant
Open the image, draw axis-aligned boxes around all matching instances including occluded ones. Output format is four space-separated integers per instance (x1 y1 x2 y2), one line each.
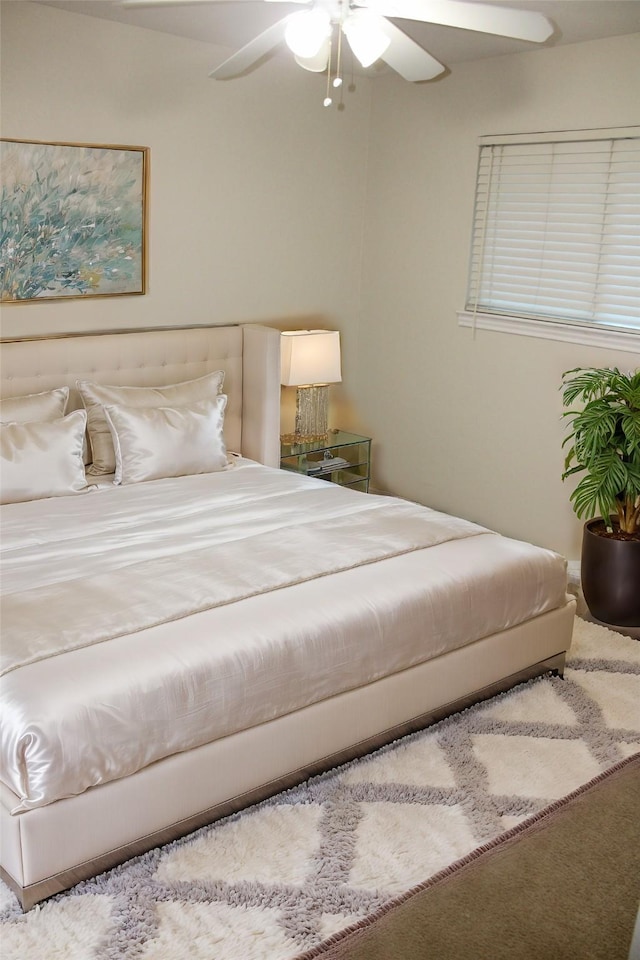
561 366 640 626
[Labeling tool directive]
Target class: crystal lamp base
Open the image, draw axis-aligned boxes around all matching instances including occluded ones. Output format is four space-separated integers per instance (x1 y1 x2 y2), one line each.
293 384 330 441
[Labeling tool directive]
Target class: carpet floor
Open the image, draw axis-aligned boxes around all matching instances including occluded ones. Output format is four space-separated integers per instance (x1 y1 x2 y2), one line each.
1 617 639 960
296 755 639 960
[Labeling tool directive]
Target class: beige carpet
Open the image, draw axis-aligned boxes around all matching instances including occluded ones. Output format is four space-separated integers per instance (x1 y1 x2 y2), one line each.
1 617 638 960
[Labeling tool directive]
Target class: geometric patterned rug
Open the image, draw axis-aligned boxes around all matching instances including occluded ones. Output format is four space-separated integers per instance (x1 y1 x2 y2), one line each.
2 617 639 960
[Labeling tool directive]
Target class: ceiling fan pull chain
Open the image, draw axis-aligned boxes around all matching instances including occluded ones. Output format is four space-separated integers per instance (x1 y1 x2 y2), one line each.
333 21 343 90
324 32 333 105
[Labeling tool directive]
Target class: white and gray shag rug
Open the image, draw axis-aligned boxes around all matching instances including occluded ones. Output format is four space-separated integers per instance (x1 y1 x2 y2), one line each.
2 617 639 960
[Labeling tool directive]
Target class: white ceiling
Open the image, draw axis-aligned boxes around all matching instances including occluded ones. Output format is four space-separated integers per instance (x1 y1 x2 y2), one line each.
34 0 640 75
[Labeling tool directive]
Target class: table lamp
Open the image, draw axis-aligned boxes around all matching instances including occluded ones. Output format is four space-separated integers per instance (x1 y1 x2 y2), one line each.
281 330 342 441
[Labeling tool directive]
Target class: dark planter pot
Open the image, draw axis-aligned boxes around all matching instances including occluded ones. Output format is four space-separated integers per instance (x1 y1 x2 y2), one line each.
581 519 640 627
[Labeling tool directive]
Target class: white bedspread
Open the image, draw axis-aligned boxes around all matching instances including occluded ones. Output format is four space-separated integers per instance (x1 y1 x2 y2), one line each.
1 463 488 676
0 461 568 812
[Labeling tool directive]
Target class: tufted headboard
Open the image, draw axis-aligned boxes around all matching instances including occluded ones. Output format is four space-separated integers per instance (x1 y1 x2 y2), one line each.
0 324 281 468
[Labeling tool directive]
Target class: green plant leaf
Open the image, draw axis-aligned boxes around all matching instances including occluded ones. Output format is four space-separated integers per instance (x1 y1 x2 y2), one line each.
621 410 640 454
569 453 627 521
561 366 640 523
561 367 622 407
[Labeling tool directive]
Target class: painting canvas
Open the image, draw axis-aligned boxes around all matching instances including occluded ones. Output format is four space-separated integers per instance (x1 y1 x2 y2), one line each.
0 139 148 302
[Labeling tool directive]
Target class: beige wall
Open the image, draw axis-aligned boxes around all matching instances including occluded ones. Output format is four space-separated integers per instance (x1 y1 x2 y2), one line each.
357 33 640 558
2 2 639 558
0 0 371 429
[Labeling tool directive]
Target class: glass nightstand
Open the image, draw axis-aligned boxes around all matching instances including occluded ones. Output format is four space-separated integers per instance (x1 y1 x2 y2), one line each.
280 430 371 493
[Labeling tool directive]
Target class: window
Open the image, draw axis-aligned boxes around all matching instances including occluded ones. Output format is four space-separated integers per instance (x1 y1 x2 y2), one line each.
461 127 640 351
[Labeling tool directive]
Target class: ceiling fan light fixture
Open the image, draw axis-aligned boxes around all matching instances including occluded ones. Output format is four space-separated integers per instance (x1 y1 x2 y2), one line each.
295 37 331 72
342 9 390 69
285 9 331 59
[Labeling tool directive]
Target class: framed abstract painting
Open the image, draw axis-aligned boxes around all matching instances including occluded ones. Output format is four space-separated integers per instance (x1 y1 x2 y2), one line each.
0 139 149 303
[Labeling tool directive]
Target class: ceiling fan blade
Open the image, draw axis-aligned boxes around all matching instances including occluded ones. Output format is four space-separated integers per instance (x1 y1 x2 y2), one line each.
209 16 292 78
359 0 554 43
378 19 445 81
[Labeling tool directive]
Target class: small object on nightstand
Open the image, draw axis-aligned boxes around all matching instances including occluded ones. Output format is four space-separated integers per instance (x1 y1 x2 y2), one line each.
315 455 350 473
280 430 371 492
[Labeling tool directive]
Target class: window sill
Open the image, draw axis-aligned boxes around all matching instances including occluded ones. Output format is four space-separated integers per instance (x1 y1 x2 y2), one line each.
457 311 640 354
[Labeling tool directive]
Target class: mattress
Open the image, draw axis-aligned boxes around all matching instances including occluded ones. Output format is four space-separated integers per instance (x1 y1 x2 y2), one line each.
0 460 568 814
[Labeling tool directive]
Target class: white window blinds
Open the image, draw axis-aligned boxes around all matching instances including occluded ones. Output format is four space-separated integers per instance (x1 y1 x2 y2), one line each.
466 128 640 333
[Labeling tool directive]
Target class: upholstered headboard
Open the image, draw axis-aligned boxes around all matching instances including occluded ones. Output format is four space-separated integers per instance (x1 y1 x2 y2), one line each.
0 324 281 467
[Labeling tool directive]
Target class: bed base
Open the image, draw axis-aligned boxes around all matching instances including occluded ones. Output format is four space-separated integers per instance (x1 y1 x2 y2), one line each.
1 601 574 911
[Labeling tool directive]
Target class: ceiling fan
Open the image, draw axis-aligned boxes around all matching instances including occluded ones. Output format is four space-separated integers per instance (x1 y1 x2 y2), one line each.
121 0 554 103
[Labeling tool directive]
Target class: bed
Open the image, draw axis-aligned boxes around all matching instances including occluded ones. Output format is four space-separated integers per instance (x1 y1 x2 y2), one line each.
0 323 575 910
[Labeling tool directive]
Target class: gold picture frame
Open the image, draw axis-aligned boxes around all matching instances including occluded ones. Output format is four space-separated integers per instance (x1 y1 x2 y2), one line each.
1 138 149 303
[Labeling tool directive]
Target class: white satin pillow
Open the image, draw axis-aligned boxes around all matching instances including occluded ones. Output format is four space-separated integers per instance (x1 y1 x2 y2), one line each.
0 410 88 504
104 396 228 485
78 371 225 476
0 386 69 423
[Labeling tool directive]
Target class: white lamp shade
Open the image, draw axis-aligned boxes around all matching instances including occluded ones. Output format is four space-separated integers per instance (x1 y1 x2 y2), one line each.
285 9 331 59
295 38 331 72
343 10 390 68
280 330 342 386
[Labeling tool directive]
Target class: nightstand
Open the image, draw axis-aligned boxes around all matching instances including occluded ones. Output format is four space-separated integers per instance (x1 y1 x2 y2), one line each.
280 430 371 493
